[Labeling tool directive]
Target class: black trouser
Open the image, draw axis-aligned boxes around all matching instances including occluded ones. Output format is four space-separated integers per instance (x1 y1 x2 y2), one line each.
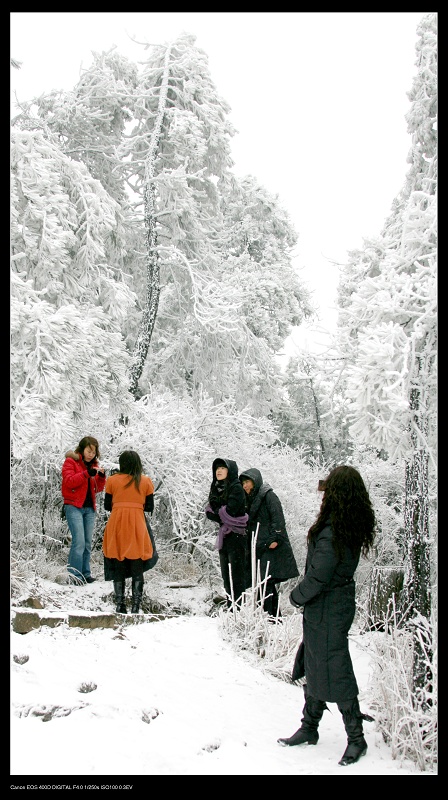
245 552 280 617
263 577 280 617
219 531 247 608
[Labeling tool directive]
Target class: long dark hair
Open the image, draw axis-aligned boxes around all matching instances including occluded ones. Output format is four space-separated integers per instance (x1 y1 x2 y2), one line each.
75 436 100 460
119 450 143 490
308 465 376 559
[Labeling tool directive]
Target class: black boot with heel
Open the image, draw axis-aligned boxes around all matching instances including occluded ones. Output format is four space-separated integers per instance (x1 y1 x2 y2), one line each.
338 697 374 765
131 578 144 613
113 581 127 614
278 686 328 746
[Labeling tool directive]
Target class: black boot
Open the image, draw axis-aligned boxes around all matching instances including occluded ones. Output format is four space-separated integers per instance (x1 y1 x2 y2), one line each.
278 687 328 746
131 578 144 613
338 697 372 765
114 581 127 614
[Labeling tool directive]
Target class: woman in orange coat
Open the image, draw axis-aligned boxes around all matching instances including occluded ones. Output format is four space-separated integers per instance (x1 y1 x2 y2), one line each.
103 450 155 614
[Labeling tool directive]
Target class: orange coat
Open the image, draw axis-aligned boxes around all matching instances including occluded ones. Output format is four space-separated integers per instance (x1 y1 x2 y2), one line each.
102 473 154 561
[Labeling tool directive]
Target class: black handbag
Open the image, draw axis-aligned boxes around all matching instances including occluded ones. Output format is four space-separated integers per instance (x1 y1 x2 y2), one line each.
145 515 159 569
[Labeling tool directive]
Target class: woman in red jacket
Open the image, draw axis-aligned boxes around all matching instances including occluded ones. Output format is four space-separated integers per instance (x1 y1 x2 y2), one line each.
61 436 106 584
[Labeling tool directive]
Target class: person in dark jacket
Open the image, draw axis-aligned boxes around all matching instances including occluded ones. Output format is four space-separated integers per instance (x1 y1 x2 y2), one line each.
205 458 248 609
239 467 299 619
61 436 106 584
277 465 376 767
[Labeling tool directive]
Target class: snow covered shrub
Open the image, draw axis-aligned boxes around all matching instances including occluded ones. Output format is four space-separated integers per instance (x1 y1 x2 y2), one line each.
229 442 325 574
10 551 33 599
10 391 407 607
352 451 405 614
154 551 204 584
219 588 304 682
362 600 437 772
10 457 71 597
365 566 404 631
218 543 304 680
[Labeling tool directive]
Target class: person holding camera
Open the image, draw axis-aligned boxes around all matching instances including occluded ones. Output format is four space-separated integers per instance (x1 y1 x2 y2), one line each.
61 436 106 584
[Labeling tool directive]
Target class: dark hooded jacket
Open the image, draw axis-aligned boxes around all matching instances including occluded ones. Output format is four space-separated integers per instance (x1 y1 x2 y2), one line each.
206 458 246 523
289 520 361 702
239 468 299 584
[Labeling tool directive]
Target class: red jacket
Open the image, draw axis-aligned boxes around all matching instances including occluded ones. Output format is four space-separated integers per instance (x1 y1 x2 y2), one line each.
61 455 106 510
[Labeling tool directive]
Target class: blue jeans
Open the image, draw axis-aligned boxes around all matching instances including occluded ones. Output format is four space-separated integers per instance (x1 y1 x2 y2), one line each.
65 505 96 581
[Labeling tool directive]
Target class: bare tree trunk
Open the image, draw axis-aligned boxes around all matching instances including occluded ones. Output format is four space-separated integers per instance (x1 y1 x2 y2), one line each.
128 43 173 398
301 360 325 456
401 380 432 704
308 377 325 456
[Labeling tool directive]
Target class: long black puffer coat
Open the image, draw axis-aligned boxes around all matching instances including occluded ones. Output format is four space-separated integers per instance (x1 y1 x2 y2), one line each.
290 520 360 702
239 468 299 584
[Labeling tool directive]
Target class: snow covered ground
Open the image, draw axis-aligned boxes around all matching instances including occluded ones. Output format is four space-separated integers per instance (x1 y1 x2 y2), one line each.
10 581 432 779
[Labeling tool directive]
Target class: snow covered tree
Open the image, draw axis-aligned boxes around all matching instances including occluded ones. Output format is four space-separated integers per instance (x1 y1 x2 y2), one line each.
24 48 139 206
88 33 243 398
271 353 353 462
336 13 437 698
218 174 312 352
10 127 136 459
18 34 312 409
122 34 310 405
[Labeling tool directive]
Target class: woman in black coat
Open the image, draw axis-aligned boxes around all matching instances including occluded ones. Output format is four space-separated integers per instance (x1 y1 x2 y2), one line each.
205 458 248 609
239 467 298 619
278 465 376 766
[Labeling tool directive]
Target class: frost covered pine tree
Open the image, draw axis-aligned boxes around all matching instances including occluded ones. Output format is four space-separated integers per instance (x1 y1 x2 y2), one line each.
337 13 437 697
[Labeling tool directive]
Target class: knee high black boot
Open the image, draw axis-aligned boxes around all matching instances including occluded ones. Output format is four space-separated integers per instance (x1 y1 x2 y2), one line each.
114 581 127 614
278 686 328 746
337 697 370 765
131 578 144 613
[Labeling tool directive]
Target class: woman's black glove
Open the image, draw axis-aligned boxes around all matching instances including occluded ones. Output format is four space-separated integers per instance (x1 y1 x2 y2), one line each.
87 466 98 477
290 586 304 611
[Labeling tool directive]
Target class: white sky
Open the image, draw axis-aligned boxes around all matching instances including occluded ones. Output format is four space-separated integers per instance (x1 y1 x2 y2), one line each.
10 11 428 352
11 582 426 777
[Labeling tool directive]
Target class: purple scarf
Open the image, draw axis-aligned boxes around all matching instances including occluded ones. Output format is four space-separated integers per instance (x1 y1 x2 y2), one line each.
205 504 248 551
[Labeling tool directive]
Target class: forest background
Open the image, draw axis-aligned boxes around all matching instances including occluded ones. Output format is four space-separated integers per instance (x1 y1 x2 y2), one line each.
10 12 437 771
